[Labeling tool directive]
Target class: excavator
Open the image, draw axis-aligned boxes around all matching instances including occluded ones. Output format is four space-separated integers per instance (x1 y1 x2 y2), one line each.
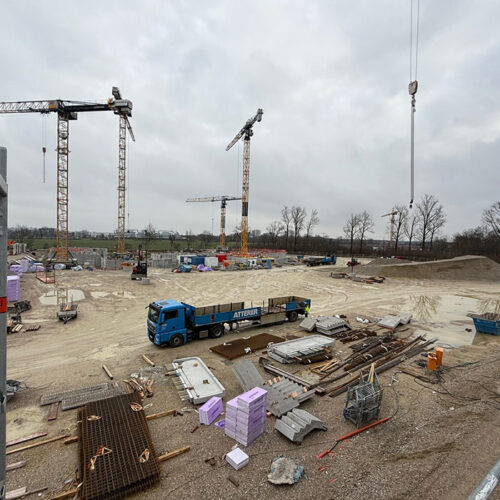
131 245 148 280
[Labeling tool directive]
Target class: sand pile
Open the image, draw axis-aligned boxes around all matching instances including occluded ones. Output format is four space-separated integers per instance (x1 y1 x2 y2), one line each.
356 255 500 281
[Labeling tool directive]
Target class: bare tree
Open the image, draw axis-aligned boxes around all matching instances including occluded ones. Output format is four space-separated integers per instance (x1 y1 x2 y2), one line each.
281 206 292 249
483 201 500 237
266 220 284 248
169 232 177 250
305 209 320 248
392 205 409 254
343 213 360 257
200 231 212 247
185 229 194 249
12 225 30 243
404 212 420 257
143 223 157 253
428 205 446 250
291 206 307 251
416 194 445 250
357 211 374 254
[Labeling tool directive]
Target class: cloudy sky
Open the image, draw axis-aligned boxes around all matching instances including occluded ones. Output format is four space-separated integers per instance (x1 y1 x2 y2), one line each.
1 1 499 240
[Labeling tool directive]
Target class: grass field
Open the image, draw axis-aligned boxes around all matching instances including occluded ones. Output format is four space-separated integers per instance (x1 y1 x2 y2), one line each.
29 238 230 252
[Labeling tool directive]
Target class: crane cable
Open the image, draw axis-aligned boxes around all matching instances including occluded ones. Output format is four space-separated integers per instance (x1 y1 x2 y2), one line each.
41 114 47 183
409 0 420 208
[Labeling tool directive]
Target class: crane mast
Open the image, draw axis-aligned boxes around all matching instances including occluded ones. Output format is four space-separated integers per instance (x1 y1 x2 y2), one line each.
381 210 398 246
225 108 263 255
186 195 242 247
0 88 134 261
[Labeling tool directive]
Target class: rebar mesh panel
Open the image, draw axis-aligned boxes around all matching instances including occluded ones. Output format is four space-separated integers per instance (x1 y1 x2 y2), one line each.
78 393 160 500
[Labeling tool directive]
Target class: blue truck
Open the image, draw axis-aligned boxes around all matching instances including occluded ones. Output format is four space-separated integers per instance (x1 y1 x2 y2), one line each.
147 295 311 347
304 255 337 266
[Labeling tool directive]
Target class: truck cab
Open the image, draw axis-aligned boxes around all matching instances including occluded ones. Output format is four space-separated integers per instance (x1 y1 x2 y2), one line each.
148 299 189 347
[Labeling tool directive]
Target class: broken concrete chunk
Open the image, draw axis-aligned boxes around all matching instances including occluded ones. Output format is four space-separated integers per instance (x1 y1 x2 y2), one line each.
267 456 305 485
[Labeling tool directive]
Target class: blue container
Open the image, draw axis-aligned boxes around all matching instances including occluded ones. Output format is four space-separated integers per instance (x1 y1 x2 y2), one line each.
472 315 500 335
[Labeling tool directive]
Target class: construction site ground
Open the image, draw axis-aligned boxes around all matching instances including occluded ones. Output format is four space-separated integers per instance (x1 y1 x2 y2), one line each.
5 257 500 499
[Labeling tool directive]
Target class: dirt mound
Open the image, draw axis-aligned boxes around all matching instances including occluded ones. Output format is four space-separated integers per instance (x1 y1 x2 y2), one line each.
356 255 500 281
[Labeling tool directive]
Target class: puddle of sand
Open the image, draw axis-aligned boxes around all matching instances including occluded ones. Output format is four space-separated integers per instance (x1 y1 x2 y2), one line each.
91 291 110 299
39 289 85 306
112 291 135 299
404 294 499 348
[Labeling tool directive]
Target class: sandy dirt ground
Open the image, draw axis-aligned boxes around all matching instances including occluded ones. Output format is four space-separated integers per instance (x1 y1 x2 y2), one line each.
5 259 500 499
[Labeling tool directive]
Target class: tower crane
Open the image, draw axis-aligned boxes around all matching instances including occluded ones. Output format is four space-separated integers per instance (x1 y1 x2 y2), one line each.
0 87 134 261
381 210 398 245
111 87 135 255
225 108 263 255
186 195 242 248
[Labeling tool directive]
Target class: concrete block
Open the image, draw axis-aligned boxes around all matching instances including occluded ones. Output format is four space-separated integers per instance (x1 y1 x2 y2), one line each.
275 408 327 443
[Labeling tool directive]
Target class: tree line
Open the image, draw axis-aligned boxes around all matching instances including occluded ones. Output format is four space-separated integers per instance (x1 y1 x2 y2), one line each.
9 198 499 261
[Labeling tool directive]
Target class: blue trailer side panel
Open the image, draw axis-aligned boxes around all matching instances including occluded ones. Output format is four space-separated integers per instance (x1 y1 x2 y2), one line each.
194 306 262 327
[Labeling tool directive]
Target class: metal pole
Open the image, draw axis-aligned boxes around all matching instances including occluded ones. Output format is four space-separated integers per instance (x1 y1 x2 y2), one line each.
0 146 8 500
467 458 500 500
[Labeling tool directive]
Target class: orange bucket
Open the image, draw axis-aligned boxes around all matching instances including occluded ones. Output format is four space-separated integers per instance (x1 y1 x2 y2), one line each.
435 347 444 367
427 353 437 371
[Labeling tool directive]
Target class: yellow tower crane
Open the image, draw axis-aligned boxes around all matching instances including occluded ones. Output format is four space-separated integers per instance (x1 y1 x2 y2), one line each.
381 210 398 245
225 108 263 255
186 195 242 248
0 87 134 262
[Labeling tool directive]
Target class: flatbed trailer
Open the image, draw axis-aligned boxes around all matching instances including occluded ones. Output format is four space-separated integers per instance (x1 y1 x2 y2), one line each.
147 295 311 347
304 255 337 266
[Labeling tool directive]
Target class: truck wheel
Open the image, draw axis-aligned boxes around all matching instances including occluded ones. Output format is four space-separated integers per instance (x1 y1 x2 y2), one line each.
209 324 224 338
169 334 184 348
287 311 298 323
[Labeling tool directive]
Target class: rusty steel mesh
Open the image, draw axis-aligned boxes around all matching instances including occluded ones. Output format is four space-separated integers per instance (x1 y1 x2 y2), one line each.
78 393 160 500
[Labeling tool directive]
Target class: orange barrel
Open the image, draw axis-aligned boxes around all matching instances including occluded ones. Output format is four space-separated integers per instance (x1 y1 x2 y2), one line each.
435 347 444 367
427 353 437 371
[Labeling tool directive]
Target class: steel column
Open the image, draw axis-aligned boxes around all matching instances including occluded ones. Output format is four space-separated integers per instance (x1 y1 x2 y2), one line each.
240 137 251 255
117 115 127 254
56 113 69 261
0 147 7 500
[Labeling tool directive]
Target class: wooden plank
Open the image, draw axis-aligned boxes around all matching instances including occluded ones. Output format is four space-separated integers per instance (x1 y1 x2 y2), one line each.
51 488 78 500
146 409 177 421
6 487 27 500
6 434 70 455
142 354 155 367
102 364 113 379
64 436 79 445
6 460 26 472
158 446 190 462
47 402 59 421
6 432 47 448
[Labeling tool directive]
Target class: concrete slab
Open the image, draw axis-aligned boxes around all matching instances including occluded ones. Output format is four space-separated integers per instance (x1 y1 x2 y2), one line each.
173 357 225 404
300 317 317 332
267 335 335 363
